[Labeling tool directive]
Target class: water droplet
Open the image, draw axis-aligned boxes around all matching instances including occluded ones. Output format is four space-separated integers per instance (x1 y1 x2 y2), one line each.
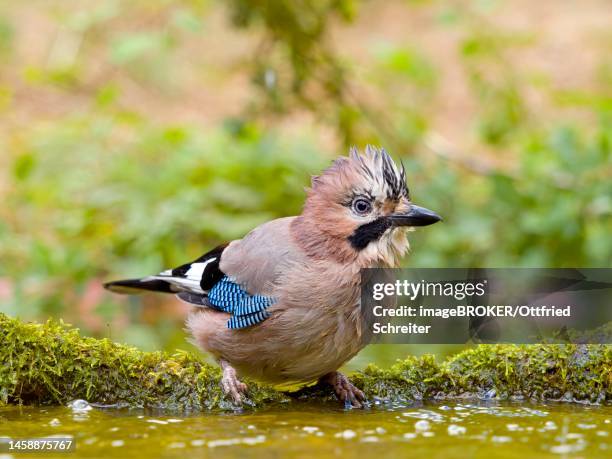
207 439 238 448
242 435 266 445
111 440 124 447
303 426 319 433
337 430 357 439
67 399 92 412
550 443 585 454
491 436 512 443
448 425 466 436
147 419 168 425
576 423 596 430
415 420 431 431
361 436 379 443
49 418 61 426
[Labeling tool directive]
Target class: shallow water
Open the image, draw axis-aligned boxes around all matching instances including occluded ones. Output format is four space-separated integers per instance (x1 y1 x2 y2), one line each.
0 401 610 458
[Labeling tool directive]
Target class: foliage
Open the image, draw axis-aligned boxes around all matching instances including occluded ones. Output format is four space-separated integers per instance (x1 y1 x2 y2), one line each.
408 123 612 268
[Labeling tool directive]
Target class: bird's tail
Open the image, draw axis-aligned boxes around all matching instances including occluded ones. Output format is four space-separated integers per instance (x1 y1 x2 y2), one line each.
103 277 176 295
105 244 227 296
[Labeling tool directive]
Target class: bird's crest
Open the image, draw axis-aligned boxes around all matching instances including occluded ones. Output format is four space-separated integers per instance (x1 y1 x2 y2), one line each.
349 145 409 201
311 146 409 202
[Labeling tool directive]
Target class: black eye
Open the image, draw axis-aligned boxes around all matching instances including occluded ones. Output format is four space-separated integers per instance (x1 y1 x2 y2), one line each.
352 198 372 215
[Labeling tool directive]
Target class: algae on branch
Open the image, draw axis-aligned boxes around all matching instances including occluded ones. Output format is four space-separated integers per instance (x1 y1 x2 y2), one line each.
0 314 609 409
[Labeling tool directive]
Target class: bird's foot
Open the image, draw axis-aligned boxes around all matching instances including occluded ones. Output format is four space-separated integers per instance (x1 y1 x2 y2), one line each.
220 360 247 404
320 371 366 409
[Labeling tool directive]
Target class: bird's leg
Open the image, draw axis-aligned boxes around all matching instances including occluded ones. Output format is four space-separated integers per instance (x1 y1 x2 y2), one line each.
219 359 247 404
320 371 366 408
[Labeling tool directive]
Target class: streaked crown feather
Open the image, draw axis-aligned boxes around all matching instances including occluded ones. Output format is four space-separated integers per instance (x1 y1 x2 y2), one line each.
310 146 409 202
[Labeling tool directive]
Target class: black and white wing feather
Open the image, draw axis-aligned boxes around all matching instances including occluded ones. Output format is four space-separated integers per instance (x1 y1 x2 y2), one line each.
104 243 274 329
103 244 226 297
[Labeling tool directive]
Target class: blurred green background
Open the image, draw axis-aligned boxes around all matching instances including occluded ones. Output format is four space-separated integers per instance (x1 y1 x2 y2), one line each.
0 0 610 369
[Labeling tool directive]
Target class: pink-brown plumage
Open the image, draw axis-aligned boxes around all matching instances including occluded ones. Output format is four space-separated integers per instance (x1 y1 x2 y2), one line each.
187 216 364 384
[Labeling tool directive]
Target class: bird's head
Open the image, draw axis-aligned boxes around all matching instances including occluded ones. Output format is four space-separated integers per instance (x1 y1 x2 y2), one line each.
294 146 441 267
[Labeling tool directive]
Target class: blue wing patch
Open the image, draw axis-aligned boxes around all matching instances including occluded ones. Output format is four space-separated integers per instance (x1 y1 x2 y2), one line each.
207 276 274 329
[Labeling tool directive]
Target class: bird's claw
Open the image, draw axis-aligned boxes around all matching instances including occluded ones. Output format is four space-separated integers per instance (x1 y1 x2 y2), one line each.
220 361 247 404
321 371 366 409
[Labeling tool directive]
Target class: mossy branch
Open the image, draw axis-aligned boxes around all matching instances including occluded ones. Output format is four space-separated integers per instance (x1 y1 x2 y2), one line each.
0 314 609 410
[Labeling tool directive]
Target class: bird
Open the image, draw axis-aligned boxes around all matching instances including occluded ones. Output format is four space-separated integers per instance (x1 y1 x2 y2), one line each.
104 146 441 408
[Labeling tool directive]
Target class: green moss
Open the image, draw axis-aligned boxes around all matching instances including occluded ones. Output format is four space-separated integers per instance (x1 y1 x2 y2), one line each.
0 314 285 409
1 314 609 409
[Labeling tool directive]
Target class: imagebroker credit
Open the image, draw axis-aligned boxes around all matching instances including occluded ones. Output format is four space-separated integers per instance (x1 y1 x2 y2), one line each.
372 305 572 319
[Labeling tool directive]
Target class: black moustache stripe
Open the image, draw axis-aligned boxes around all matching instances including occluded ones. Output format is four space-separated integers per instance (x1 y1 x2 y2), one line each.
348 217 392 250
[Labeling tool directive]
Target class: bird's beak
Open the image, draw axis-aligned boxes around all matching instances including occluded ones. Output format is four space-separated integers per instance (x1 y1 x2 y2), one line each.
389 205 442 227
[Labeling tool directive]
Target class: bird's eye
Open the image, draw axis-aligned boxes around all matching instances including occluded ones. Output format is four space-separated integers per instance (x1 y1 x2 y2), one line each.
352 198 372 215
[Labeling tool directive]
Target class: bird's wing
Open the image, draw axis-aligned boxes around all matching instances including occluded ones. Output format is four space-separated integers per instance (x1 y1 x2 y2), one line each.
180 217 305 328
105 217 305 329
167 244 227 292
218 216 304 296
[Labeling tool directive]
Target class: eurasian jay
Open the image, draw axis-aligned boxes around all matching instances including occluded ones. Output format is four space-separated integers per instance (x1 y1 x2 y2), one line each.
104 146 441 407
